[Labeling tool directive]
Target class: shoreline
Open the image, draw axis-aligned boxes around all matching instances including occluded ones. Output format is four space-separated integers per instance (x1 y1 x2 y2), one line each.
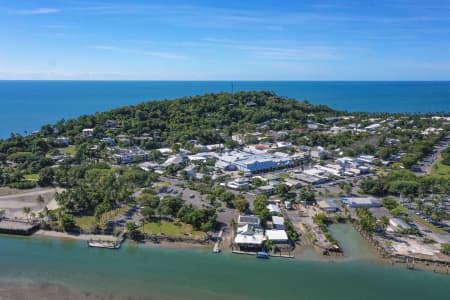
10 229 449 275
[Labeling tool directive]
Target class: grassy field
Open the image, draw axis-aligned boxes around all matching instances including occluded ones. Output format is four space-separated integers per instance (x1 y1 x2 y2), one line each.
411 214 448 235
74 215 97 232
23 174 39 181
396 203 447 235
74 205 130 232
141 221 205 238
429 157 450 178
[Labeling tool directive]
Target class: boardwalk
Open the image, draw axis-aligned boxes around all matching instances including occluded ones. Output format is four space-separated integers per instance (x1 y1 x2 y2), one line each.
213 228 224 253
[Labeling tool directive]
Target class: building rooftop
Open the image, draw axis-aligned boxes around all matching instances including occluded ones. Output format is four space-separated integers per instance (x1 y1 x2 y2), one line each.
272 216 285 226
238 215 261 226
265 229 288 241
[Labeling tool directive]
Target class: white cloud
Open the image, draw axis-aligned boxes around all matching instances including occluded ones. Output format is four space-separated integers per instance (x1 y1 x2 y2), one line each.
9 8 60 15
92 45 187 59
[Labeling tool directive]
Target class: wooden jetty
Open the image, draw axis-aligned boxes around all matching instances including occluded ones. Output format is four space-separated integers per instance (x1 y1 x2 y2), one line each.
87 232 125 249
213 228 224 253
87 239 121 249
0 219 40 235
232 250 294 258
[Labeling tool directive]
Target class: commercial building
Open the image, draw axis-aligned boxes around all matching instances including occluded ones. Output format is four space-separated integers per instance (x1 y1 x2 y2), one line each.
342 197 381 208
291 173 328 185
215 150 297 173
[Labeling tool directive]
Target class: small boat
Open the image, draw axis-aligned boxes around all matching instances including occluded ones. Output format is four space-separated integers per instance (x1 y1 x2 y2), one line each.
87 240 121 249
256 251 269 259
213 246 221 253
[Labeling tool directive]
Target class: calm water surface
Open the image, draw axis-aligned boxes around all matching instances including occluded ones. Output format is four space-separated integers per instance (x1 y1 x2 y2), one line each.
0 81 449 138
0 227 449 300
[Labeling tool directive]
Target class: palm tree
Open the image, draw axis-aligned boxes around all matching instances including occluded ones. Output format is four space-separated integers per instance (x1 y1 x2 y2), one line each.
22 207 32 221
36 195 45 209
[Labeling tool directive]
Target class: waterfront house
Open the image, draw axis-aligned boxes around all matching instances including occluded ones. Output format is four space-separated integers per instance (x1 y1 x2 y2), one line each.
272 216 285 230
265 229 289 244
234 224 265 251
237 215 261 227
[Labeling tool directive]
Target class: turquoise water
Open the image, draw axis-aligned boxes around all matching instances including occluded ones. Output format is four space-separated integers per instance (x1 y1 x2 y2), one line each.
328 223 378 261
0 81 449 138
0 233 449 300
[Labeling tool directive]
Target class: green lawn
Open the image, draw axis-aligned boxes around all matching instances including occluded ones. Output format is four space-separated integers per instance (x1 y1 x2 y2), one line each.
74 205 130 232
74 215 97 231
429 157 450 178
141 221 205 238
24 174 39 181
396 203 447 235
60 146 77 156
411 214 447 235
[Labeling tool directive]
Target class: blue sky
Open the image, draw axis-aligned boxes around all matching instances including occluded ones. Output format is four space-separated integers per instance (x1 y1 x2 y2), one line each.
1 0 450 80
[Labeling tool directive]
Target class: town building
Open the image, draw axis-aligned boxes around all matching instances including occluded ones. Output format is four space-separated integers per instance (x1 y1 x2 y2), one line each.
266 203 281 214
215 150 298 173
310 146 328 160
101 137 116 146
227 178 250 190
272 216 285 230
265 229 289 244
342 197 381 208
389 218 411 232
291 173 328 185
365 123 381 132
237 215 261 226
317 200 339 213
82 128 94 138
256 185 275 195
284 178 302 189
55 137 70 146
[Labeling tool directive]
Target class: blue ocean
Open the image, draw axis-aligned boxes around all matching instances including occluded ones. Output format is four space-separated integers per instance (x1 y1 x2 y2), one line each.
0 81 449 139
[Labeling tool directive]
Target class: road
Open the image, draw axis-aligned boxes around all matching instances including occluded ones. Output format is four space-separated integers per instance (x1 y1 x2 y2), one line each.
413 133 450 175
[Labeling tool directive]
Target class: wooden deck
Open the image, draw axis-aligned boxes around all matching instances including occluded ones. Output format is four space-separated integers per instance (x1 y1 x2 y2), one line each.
0 219 40 235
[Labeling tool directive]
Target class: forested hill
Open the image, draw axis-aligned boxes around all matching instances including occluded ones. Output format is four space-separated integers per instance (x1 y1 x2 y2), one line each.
36 91 337 145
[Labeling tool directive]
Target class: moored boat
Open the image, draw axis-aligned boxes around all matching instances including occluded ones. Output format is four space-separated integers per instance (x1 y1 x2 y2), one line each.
256 251 269 259
87 240 121 249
